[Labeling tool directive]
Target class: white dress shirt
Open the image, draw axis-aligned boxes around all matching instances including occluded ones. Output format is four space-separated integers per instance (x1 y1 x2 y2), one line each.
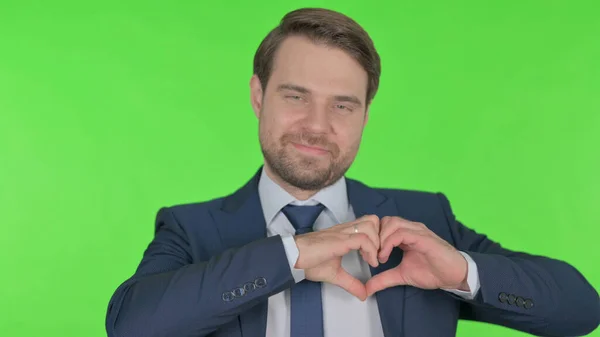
257 169 480 337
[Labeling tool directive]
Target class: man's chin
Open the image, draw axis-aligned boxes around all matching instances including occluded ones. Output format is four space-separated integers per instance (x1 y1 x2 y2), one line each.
286 177 330 191
292 165 339 187
264 149 342 190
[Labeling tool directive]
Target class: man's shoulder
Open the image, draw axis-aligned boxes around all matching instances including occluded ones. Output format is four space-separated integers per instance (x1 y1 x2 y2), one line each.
161 195 226 215
348 177 444 204
378 187 447 213
375 185 440 199
158 178 451 219
150 187 234 225
348 179 455 227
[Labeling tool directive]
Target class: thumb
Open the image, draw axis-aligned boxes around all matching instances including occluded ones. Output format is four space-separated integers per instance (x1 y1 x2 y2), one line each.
332 268 367 301
365 268 406 297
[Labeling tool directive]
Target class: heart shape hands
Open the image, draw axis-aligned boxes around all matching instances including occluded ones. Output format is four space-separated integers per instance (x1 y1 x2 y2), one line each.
293 215 470 301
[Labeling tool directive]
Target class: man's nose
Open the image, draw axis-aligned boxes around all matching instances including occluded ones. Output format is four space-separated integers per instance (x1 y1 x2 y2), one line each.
303 105 331 133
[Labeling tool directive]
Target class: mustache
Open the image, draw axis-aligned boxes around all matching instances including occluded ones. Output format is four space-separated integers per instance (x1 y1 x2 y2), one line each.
281 133 340 156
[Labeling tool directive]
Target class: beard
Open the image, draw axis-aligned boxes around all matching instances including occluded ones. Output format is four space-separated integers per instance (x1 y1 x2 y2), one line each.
259 125 356 191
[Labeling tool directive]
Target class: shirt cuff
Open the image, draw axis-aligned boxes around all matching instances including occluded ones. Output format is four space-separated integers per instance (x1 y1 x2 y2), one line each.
441 251 480 300
281 235 306 283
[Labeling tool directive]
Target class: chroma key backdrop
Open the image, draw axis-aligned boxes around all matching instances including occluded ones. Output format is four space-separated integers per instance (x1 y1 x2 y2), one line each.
1 1 598 336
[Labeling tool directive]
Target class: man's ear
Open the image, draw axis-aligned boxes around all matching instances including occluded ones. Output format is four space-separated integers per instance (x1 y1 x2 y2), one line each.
250 74 263 118
364 105 370 126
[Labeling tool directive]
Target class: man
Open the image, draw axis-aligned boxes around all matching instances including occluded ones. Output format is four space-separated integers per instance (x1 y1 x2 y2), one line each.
105 7 599 337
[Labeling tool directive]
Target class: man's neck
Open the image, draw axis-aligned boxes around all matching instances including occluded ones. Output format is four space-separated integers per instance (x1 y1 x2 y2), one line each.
262 164 318 201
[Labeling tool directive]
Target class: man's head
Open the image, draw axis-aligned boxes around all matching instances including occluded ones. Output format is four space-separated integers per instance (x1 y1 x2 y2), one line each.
250 8 381 194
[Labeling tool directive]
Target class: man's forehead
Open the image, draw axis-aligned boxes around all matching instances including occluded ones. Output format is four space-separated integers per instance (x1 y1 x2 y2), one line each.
269 38 368 98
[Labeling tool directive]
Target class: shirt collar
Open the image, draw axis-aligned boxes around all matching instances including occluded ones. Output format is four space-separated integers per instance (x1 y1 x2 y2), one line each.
257 168 348 225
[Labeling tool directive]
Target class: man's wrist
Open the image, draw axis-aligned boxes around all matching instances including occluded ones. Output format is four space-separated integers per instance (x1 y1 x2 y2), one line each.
458 278 470 292
281 235 305 282
441 251 479 300
458 253 470 291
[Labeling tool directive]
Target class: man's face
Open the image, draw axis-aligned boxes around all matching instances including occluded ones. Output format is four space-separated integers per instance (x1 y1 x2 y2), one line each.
250 35 370 191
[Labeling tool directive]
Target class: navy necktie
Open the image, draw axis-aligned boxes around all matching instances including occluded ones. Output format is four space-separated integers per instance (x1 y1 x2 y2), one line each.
281 204 326 337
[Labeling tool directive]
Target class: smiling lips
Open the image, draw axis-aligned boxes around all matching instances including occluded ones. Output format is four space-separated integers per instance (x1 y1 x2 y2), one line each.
292 142 329 156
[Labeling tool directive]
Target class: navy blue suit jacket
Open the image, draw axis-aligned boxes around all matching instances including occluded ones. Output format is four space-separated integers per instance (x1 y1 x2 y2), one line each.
106 168 600 337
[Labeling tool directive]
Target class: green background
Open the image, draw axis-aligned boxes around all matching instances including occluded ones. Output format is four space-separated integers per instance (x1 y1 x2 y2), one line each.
1 1 598 336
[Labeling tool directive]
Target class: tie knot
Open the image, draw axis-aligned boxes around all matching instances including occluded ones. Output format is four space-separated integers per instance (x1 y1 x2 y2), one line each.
282 204 325 235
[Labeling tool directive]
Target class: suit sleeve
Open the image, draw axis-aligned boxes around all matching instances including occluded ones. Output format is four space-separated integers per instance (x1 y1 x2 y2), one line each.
105 207 296 337
437 193 600 337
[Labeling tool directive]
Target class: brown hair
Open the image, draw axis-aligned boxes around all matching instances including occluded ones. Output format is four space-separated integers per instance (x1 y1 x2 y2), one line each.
253 8 381 104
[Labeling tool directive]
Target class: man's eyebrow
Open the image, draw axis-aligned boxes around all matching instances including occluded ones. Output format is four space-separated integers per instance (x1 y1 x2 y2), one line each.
333 95 363 107
276 84 311 94
276 83 363 107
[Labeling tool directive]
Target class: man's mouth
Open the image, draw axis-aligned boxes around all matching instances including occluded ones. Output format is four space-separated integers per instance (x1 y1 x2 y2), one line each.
291 142 329 156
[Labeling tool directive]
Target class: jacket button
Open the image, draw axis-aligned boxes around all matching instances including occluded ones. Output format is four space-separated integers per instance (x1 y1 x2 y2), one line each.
498 292 508 303
244 282 256 292
222 291 234 302
255 277 267 288
524 299 534 309
508 294 516 305
516 297 525 307
233 287 246 297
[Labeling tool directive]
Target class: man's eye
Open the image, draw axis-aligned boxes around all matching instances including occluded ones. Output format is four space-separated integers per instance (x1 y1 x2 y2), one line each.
288 95 302 100
335 104 353 112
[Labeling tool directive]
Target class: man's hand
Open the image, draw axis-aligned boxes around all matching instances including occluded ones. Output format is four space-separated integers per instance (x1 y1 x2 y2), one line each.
365 216 469 297
294 215 380 301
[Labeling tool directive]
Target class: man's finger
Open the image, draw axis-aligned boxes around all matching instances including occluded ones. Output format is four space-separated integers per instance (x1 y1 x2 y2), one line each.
379 217 404 245
341 232 379 267
358 215 380 231
358 221 381 250
354 233 380 267
379 217 421 245
378 229 420 263
365 268 406 297
353 216 380 250
346 221 378 248
333 268 368 301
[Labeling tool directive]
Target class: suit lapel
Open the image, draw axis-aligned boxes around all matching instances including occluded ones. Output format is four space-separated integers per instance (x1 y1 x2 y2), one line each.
213 168 267 249
347 178 406 337
210 170 409 337
210 168 269 337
